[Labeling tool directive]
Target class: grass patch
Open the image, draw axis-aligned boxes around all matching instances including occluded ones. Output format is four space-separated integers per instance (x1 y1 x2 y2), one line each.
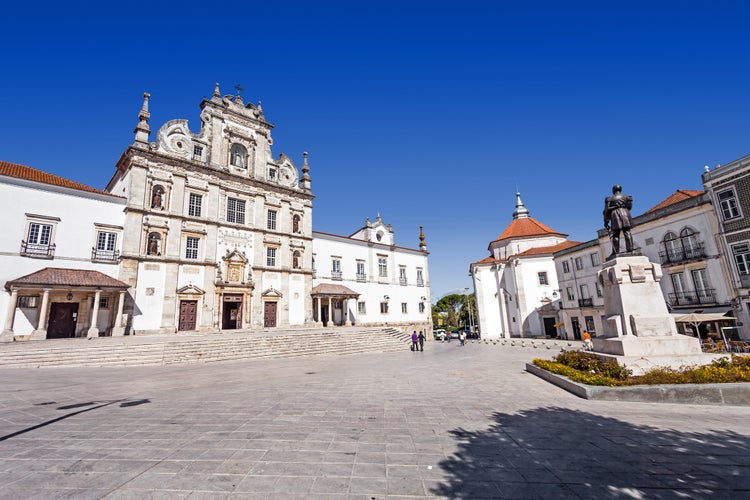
533 351 750 386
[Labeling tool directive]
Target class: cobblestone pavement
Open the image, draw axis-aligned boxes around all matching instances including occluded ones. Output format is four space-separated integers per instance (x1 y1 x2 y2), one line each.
0 341 749 499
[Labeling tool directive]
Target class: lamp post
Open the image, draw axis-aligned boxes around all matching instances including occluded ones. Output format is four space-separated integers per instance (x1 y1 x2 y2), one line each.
464 288 475 334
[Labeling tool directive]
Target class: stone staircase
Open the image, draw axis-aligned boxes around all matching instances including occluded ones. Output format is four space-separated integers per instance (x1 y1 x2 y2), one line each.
0 326 409 368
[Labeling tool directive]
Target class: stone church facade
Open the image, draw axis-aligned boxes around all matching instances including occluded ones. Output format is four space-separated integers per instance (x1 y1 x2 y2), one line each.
107 85 314 333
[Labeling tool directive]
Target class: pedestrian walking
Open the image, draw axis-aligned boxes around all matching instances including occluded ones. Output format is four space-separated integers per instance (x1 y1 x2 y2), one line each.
582 331 593 351
459 331 465 346
418 331 425 351
411 331 419 352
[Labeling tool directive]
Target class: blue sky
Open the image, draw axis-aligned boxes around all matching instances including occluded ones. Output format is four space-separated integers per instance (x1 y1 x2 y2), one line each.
3 1 750 299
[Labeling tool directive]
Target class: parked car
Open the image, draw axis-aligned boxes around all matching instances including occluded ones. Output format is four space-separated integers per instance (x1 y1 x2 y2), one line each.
433 329 446 340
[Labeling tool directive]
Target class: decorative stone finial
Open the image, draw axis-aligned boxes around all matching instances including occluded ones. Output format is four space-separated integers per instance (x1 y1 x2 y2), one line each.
419 225 427 252
134 92 151 145
512 192 530 219
365 217 371 227
300 151 311 190
213 82 220 98
376 213 382 222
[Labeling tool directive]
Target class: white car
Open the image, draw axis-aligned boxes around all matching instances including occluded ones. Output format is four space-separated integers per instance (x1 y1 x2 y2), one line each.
433 329 446 340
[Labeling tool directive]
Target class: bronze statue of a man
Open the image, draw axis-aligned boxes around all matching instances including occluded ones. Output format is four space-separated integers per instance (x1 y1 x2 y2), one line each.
603 184 634 255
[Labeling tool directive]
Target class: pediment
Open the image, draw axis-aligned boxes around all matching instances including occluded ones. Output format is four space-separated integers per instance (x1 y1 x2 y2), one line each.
177 284 205 295
223 249 248 264
261 287 283 298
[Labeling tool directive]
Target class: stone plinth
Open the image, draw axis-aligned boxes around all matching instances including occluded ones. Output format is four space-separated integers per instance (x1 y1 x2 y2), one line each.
593 255 726 375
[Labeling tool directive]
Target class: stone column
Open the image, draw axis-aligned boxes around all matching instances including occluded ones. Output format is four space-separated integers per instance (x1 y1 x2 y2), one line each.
316 297 323 327
344 297 352 326
87 289 102 338
30 289 51 340
1 287 18 342
328 297 332 326
112 290 126 336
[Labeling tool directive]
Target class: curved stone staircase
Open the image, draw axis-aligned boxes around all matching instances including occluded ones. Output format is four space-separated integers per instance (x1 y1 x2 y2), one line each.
0 326 410 368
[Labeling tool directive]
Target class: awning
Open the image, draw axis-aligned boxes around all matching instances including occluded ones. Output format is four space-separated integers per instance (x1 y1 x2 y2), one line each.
311 283 360 298
673 312 735 323
671 306 732 316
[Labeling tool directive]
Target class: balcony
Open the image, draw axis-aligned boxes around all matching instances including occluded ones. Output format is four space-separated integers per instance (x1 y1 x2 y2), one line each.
417 278 425 287
399 278 408 286
577 298 594 308
356 273 367 282
659 242 707 266
668 289 717 306
21 241 55 259
91 248 120 263
331 271 342 281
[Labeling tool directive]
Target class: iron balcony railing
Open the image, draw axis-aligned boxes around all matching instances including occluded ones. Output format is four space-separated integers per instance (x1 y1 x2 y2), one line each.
21 241 55 259
578 298 594 307
399 277 408 286
668 289 717 306
659 241 707 265
331 271 342 281
417 278 425 287
356 273 367 282
91 248 119 263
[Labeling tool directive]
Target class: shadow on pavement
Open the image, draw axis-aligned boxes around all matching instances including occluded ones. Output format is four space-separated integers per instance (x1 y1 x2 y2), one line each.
432 407 750 498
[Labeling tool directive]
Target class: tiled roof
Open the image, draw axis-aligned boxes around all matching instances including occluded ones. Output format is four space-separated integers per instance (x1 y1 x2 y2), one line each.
471 256 501 266
645 190 705 213
514 240 582 257
6 268 129 290
0 160 117 197
311 284 360 297
493 217 566 242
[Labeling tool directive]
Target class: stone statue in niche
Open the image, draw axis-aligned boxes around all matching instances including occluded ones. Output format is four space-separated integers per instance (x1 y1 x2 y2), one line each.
147 234 160 255
151 186 164 209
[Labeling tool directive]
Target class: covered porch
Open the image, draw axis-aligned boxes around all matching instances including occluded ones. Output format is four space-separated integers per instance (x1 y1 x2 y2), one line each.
311 284 360 327
2 267 130 341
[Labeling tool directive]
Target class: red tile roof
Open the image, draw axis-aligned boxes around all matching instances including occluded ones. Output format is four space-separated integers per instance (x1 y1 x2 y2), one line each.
311 284 360 297
645 190 705 213
514 240 582 257
6 268 129 290
493 217 567 243
0 160 117 197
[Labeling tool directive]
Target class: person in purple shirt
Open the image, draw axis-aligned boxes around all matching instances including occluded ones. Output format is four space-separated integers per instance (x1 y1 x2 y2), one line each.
411 331 419 352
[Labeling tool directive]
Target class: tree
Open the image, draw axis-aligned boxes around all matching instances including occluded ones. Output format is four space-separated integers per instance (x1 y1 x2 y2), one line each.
433 294 466 328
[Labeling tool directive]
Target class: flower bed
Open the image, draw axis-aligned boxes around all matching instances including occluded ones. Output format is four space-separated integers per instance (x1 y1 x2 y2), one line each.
533 351 750 386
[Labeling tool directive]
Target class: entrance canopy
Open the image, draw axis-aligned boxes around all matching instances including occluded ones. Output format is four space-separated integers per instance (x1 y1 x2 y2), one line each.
311 283 360 299
6 267 129 291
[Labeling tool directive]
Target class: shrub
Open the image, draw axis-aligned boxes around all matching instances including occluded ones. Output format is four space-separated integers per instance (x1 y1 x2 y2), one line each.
532 351 750 386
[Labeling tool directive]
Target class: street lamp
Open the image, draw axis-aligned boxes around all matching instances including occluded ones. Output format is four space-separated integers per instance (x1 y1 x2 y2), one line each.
464 288 475 334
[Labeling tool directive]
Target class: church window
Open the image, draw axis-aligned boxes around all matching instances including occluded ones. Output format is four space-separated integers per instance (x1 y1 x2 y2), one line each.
185 237 199 260
267 210 277 230
193 145 203 161
230 143 247 168
227 198 245 224
188 193 202 217
269 167 277 180
266 247 277 267
538 272 548 285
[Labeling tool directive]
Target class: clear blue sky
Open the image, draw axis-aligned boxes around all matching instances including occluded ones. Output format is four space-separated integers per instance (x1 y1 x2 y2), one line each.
3 1 750 300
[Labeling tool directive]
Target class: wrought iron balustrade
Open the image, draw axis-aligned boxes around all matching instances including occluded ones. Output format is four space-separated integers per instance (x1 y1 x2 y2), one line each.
399 278 408 286
20 241 55 259
91 248 120 263
356 273 367 282
668 288 717 306
578 298 594 307
659 241 706 265
331 271 342 280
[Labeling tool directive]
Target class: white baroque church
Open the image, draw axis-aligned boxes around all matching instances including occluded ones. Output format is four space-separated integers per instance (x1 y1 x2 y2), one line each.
470 193 578 338
0 85 431 340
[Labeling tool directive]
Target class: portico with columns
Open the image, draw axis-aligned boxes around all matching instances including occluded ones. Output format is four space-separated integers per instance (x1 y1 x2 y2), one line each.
311 284 360 327
1 268 130 341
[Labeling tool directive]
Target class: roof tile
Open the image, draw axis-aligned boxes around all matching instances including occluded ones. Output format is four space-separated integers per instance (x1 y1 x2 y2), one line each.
6 268 129 290
0 160 117 197
493 217 566 242
645 190 705 213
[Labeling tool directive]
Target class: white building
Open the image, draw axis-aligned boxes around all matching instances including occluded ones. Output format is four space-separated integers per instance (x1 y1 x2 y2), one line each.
312 215 431 333
0 161 129 340
1 85 432 340
553 239 604 340
106 87 315 333
470 194 578 338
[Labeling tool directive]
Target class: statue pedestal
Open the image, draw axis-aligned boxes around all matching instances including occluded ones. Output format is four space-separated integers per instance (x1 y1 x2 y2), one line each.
593 255 727 375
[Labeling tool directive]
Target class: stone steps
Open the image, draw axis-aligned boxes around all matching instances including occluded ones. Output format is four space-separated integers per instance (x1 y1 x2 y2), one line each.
0 327 409 368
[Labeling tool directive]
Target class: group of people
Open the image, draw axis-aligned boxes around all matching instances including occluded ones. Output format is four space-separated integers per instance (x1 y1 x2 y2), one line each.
411 330 468 351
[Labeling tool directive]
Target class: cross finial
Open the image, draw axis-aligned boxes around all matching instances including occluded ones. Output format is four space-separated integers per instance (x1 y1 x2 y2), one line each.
234 84 244 96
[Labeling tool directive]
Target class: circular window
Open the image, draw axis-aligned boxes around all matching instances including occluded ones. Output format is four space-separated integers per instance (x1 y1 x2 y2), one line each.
376 231 383 241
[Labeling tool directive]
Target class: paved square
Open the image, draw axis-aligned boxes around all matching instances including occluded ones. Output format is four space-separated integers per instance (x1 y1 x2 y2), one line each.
1 342 749 498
